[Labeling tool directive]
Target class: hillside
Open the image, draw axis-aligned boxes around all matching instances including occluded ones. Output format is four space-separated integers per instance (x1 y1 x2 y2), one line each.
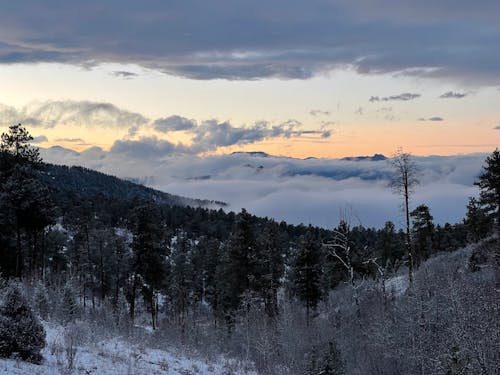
40 163 226 208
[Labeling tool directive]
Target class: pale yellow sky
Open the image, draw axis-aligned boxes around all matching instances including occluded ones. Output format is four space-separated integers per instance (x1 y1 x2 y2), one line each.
1 63 499 158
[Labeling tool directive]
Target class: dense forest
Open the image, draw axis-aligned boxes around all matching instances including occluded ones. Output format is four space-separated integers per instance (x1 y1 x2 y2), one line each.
0 124 499 374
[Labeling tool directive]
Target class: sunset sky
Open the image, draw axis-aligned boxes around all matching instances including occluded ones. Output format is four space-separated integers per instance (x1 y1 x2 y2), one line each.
0 0 499 159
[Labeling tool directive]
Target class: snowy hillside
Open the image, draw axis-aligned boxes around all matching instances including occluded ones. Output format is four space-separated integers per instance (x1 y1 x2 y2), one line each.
0 322 256 375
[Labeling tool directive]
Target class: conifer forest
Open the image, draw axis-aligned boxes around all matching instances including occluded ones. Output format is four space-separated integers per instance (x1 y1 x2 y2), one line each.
1 124 499 374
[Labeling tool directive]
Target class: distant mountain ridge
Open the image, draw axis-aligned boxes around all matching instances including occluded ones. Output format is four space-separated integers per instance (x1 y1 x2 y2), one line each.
231 151 270 157
40 163 226 207
230 151 388 161
340 154 387 161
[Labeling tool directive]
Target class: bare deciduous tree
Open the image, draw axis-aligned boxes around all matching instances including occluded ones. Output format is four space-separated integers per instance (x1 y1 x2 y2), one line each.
390 148 419 284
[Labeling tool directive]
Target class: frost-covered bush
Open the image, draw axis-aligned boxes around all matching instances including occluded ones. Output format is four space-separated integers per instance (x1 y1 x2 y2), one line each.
57 282 79 325
33 281 50 320
0 282 46 362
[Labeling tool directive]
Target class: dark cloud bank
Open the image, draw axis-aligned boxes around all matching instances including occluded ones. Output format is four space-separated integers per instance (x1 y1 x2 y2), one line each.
1 1 500 82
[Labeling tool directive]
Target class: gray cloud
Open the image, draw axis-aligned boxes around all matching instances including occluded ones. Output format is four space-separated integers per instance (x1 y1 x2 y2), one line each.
153 115 196 132
419 117 444 122
494 125 500 130
310 109 330 116
128 125 139 137
32 135 48 143
112 70 138 79
1 1 500 82
321 130 332 138
369 93 421 102
55 137 85 143
191 119 296 152
110 137 188 159
439 91 467 99
0 101 149 129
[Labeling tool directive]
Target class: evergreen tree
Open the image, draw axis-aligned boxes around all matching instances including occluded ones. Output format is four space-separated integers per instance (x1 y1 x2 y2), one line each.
0 124 54 278
130 202 168 328
216 209 256 328
464 197 491 242
375 221 405 269
168 230 194 331
256 221 286 318
203 237 222 325
476 149 500 232
0 124 42 167
410 204 435 265
0 282 45 362
293 229 323 325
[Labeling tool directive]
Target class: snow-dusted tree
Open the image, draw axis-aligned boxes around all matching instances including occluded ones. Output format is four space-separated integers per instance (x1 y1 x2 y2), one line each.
390 148 419 284
324 219 362 319
33 281 50 320
61 282 78 324
317 341 345 375
0 282 45 362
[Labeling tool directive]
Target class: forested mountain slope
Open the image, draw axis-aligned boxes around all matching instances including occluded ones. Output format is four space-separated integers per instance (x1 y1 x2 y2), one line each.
40 163 225 208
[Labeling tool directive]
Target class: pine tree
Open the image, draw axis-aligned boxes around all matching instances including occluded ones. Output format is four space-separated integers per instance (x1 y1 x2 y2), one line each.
0 282 46 362
256 221 286 318
410 204 435 265
168 230 194 331
375 221 405 268
476 149 500 232
216 209 256 328
0 124 42 167
130 202 168 328
464 197 491 242
293 229 323 325
0 124 54 278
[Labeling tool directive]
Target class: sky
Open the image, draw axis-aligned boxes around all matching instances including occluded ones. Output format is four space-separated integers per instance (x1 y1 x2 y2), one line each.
0 1 499 227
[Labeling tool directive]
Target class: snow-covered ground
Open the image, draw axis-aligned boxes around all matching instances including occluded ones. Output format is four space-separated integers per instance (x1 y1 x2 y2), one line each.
0 323 257 375
385 274 408 297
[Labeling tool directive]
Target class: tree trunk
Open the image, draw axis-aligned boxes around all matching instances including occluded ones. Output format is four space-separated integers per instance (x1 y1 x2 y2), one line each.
129 274 137 322
404 173 414 285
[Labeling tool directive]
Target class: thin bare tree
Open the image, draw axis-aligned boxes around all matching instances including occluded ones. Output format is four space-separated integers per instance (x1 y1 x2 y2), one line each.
390 148 419 285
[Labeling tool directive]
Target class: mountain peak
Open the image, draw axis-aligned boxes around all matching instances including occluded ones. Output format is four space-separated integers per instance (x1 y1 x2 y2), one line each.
231 151 270 157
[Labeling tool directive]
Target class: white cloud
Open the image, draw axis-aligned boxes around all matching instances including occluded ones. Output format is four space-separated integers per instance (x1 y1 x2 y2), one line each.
39 147 487 228
0 101 149 129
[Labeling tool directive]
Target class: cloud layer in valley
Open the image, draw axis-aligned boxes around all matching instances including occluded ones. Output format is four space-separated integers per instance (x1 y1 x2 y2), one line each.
39 145 487 228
